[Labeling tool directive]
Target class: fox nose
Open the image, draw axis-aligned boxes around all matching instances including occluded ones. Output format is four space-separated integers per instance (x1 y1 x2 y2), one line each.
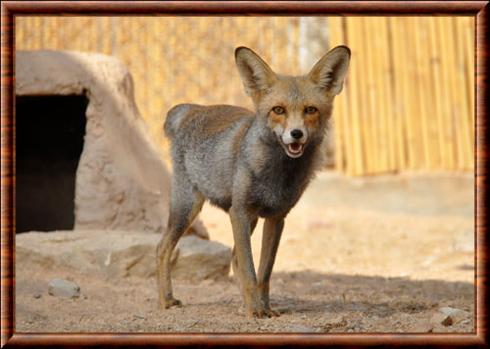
290 129 304 140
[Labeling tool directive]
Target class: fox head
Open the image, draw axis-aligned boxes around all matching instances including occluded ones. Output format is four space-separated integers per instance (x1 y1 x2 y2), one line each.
235 46 350 158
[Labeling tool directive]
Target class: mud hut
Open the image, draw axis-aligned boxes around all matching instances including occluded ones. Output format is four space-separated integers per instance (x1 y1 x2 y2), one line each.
15 50 207 238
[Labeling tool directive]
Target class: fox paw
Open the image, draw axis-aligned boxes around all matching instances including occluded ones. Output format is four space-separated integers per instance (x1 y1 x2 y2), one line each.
246 307 280 318
159 297 182 310
265 308 281 317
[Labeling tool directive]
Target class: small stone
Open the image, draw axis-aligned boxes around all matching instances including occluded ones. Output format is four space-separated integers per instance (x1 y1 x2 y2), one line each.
440 307 471 324
48 278 80 298
431 312 452 326
430 306 470 327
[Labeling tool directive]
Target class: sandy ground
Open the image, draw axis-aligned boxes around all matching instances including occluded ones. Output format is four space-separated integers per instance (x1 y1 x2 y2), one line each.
16 172 475 333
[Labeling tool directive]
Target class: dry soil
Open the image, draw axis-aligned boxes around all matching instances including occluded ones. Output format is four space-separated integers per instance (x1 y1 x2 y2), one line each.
16 172 475 333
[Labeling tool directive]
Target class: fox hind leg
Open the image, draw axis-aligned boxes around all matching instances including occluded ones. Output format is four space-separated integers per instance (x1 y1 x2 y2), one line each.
156 179 204 310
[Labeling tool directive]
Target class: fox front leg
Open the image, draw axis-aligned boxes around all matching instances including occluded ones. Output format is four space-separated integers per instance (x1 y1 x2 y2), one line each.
257 217 284 317
231 217 258 282
229 206 266 318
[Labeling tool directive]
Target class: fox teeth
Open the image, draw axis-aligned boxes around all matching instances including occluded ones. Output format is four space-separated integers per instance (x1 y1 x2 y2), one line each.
288 143 303 155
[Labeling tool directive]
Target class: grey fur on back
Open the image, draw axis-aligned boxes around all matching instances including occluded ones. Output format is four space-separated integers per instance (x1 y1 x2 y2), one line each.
164 104 198 138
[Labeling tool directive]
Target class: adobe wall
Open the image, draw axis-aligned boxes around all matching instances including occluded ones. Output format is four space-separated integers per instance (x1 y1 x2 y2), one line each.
16 50 208 238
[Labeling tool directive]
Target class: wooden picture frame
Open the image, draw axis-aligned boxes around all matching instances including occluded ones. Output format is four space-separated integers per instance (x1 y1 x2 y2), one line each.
1 1 488 347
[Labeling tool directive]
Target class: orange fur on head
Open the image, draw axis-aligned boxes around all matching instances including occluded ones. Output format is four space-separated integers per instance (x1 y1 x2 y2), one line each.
304 111 320 128
268 111 287 129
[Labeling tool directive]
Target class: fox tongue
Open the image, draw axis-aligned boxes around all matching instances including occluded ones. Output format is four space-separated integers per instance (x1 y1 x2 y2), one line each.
288 143 301 153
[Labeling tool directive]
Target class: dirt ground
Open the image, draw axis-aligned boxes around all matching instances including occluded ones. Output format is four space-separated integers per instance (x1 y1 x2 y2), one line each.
16 172 475 333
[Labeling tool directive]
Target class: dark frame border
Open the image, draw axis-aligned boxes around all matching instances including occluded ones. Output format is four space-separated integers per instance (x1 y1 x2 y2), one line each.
1 1 488 347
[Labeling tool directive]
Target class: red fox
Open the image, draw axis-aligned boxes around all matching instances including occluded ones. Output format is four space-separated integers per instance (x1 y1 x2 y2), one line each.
157 45 350 318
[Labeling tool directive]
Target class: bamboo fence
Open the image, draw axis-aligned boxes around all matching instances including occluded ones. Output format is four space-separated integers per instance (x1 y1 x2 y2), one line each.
330 17 474 175
16 16 474 176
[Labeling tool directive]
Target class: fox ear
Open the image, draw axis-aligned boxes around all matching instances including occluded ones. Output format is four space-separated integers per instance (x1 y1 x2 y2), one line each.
235 47 277 98
308 45 351 95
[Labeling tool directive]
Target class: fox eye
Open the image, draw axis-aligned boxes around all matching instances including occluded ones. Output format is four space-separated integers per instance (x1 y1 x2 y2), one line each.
305 106 318 114
272 106 285 114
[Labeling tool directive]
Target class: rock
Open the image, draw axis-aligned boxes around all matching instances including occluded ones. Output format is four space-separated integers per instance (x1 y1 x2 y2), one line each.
430 312 452 327
184 219 210 240
439 307 471 324
48 279 80 298
430 306 471 327
16 230 231 280
172 236 232 280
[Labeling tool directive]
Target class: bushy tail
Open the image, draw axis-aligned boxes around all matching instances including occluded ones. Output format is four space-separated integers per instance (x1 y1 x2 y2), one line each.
164 104 195 138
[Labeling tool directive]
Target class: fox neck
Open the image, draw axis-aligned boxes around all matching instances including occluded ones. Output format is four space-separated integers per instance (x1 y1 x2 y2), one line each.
247 115 324 181
240 116 324 217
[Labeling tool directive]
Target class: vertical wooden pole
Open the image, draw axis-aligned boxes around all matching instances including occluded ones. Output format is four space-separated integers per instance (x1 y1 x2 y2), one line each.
345 17 364 176
361 18 377 174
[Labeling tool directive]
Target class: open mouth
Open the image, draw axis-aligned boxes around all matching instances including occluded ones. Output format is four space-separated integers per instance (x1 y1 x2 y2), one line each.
285 142 305 158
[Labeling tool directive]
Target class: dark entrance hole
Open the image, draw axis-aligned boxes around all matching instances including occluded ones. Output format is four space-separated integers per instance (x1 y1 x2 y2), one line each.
16 95 88 233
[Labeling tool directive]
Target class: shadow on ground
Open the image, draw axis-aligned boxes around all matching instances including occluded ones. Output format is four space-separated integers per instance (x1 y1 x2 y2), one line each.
271 271 473 316
16 266 474 333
